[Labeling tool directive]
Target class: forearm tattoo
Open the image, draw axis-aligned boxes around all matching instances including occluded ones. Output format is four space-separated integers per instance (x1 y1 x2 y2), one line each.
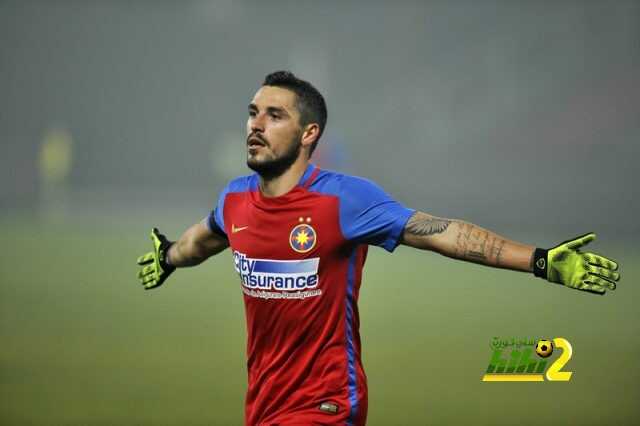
405 212 451 236
455 223 506 266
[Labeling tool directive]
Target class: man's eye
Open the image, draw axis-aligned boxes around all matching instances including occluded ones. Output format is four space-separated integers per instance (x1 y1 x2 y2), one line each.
270 114 280 120
248 111 257 117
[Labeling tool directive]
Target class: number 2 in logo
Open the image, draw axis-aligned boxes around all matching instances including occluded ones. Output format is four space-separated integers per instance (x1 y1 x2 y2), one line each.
545 337 573 381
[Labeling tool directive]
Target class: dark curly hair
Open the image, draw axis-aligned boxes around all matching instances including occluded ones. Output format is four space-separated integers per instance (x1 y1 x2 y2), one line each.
262 71 327 156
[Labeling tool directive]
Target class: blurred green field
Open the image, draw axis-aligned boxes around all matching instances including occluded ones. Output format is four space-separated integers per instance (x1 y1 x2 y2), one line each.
1 215 639 425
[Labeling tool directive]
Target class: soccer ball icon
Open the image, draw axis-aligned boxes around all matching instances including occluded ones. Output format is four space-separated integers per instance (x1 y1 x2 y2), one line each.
535 339 554 358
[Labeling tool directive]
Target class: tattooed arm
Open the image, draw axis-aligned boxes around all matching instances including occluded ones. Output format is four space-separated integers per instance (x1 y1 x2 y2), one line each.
401 211 535 272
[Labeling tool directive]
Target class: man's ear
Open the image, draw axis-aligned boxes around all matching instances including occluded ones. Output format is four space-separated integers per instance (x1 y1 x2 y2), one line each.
301 123 320 149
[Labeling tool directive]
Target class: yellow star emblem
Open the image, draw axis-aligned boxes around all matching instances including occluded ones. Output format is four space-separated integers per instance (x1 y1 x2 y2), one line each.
295 229 310 246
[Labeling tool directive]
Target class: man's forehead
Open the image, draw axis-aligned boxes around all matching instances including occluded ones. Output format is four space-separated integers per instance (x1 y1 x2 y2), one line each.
251 86 297 111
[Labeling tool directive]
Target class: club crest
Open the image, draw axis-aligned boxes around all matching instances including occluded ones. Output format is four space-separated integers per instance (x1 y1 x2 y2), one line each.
289 223 317 253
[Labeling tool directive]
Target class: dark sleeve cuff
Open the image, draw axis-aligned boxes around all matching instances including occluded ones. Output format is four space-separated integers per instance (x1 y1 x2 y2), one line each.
205 212 228 239
382 208 416 253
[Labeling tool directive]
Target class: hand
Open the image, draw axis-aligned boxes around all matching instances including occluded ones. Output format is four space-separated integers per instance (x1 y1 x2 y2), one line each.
533 233 620 294
136 228 176 290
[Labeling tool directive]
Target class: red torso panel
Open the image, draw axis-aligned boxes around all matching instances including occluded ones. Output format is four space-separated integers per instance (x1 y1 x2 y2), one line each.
209 164 414 426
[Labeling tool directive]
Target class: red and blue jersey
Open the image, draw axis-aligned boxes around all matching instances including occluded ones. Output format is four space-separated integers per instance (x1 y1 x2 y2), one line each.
206 164 414 426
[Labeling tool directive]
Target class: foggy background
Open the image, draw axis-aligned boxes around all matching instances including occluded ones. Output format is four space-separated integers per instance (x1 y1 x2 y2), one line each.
1 1 639 425
2 0 639 234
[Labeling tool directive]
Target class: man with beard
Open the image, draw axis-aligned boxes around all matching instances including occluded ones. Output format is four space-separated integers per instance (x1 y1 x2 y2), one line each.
136 71 621 426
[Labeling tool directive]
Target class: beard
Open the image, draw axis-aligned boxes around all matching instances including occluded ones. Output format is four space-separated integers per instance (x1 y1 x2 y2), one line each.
247 134 302 181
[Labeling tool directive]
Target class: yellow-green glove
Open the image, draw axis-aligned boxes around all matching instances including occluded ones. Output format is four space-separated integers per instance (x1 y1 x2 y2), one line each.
533 233 620 295
136 228 176 290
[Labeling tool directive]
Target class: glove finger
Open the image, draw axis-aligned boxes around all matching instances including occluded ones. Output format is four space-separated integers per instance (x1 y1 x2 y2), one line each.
137 252 155 265
142 264 157 276
587 273 617 288
584 264 620 281
151 227 166 244
584 276 616 290
584 253 618 271
144 280 158 290
565 233 596 250
578 283 606 295
142 273 158 285
145 277 166 290
138 265 156 279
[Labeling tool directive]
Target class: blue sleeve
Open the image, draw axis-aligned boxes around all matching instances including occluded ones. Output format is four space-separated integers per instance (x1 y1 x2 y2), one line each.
339 176 415 252
204 175 254 238
205 185 231 238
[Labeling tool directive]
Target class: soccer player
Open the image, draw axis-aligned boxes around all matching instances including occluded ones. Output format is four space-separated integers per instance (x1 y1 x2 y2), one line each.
136 71 621 426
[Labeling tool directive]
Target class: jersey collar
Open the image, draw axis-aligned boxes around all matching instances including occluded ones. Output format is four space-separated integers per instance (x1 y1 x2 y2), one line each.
249 163 318 206
298 163 317 188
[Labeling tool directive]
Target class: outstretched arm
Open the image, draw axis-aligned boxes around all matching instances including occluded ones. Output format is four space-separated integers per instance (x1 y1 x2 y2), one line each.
136 222 228 290
167 221 229 267
401 211 535 272
400 211 620 294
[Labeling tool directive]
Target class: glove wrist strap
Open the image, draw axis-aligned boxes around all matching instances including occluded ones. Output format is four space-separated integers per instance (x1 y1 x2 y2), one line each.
532 248 548 279
160 242 175 269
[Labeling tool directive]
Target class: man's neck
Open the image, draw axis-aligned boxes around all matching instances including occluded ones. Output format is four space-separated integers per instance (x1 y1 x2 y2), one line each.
258 159 310 198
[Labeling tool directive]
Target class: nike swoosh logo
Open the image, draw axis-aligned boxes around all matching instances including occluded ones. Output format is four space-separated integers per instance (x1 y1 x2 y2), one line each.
232 224 249 233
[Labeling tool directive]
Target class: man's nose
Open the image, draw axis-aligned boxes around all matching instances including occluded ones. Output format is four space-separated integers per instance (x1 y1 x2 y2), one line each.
250 115 265 133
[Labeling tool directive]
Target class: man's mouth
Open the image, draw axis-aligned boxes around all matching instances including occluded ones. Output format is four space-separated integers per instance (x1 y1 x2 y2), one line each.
247 136 267 149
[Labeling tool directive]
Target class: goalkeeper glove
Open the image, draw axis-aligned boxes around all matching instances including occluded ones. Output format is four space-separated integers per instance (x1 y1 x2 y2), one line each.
532 233 620 295
136 228 176 290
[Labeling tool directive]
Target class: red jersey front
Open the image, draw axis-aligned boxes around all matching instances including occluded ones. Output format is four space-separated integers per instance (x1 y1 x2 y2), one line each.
207 164 414 425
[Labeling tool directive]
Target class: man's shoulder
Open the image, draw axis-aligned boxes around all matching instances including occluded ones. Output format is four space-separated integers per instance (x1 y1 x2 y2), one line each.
311 168 382 197
223 173 258 194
